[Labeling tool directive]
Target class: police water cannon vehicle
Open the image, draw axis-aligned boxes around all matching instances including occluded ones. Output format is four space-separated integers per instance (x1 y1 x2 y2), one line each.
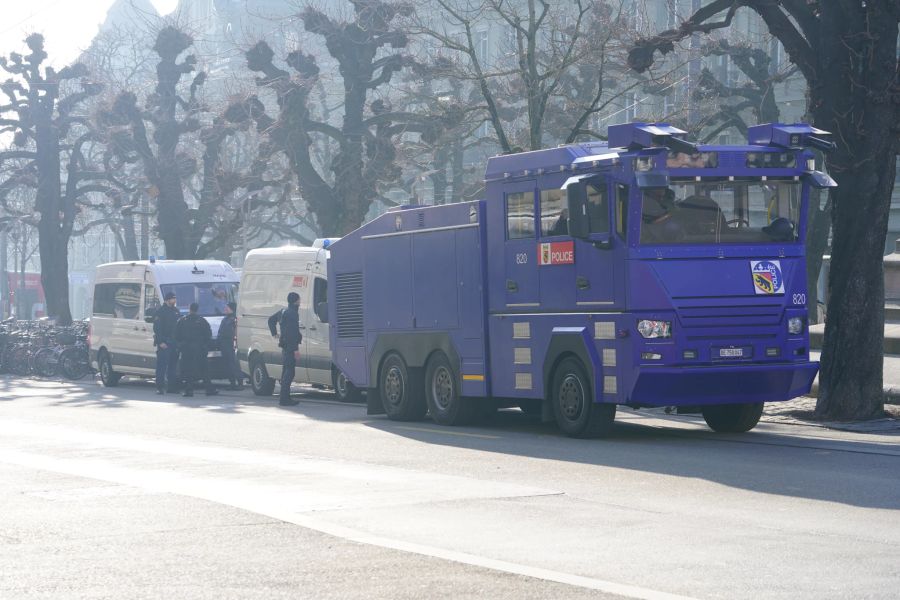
327 122 832 437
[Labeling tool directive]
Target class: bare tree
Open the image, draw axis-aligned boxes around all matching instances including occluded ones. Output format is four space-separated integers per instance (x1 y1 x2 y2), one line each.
242 1 449 235
101 26 207 259
414 0 668 152
629 1 900 420
0 34 107 324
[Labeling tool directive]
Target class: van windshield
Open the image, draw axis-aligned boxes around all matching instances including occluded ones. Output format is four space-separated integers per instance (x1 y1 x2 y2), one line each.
160 282 239 316
640 178 801 245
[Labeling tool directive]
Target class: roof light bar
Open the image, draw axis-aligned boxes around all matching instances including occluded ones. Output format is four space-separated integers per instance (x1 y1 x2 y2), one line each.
608 122 698 154
747 123 836 153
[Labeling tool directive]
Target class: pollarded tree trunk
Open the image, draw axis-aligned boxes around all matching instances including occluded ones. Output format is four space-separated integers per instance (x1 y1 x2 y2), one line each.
812 8 898 420
35 112 73 325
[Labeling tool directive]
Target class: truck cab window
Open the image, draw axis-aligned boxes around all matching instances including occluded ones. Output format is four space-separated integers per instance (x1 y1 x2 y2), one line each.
540 189 568 237
506 191 536 239
587 183 609 234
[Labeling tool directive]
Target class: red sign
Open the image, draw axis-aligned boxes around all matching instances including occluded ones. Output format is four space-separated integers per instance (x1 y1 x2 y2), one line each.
292 275 308 288
538 241 575 266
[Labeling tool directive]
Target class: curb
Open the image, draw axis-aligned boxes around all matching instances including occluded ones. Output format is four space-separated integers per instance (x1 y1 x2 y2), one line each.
808 381 900 406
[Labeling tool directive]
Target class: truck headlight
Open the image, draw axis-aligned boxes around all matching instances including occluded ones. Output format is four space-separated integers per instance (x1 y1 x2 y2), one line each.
788 317 803 335
637 320 671 339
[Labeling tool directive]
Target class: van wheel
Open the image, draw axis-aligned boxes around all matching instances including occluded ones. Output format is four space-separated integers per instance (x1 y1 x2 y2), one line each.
98 351 121 387
332 367 362 403
250 355 275 396
702 403 764 433
551 357 615 438
380 352 425 421
426 352 474 426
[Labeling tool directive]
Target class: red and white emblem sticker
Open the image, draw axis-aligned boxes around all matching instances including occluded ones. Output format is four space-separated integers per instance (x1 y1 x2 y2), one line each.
292 275 308 288
538 241 575 266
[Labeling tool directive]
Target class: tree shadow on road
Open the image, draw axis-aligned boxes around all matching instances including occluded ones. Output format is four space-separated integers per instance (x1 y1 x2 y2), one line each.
361 407 900 511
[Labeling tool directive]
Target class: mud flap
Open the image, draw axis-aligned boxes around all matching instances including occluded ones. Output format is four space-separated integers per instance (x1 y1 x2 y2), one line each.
367 387 386 415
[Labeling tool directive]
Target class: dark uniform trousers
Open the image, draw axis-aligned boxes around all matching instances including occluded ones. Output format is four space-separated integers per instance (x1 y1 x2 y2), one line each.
280 348 296 401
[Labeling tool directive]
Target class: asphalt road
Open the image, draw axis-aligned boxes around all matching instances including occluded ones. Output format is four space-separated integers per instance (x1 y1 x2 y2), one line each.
1 376 898 600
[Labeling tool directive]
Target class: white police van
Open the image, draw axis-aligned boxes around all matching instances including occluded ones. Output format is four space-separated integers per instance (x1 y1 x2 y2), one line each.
90 259 239 386
237 239 359 401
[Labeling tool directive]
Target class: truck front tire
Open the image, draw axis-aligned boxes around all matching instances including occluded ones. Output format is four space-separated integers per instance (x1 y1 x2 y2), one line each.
380 352 426 421
551 357 615 438
702 402 764 433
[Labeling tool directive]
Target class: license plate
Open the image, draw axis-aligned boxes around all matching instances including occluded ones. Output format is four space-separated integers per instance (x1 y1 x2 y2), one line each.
207 351 222 357
719 348 743 358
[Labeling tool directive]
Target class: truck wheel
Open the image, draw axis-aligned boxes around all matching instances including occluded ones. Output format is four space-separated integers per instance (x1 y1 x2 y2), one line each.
380 352 426 421
98 350 121 387
332 367 362 403
702 403 764 433
250 355 275 396
426 352 474 426
551 357 615 438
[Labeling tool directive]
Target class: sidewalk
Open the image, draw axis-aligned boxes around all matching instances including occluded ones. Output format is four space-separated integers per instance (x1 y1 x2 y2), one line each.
809 351 900 405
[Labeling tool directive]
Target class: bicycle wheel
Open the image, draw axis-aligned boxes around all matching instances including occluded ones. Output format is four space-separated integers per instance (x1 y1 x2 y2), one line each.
32 347 59 378
10 346 32 376
59 347 90 380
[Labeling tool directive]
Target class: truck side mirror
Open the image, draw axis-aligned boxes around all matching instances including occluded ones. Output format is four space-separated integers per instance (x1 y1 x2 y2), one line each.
566 181 591 240
316 301 329 323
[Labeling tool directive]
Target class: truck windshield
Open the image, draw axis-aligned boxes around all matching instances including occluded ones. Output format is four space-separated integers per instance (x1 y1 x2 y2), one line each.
160 282 239 316
640 178 801 245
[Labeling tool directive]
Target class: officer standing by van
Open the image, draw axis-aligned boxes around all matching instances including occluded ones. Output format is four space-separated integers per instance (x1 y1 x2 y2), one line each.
219 301 242 390
153 291 180 394
175 302 218 397
268 292 301 406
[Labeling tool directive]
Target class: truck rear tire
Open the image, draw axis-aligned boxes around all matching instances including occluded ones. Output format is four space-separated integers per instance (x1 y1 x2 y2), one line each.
702 402 763 433
380 352 426 421
551 357 615 438
426 352 474 426
250 355 275 396
332 367 362 403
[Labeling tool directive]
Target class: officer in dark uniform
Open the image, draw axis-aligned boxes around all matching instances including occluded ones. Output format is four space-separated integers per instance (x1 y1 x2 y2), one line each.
175 302 217 397
268 292 301 406
219 301 242 390
153 291 180 394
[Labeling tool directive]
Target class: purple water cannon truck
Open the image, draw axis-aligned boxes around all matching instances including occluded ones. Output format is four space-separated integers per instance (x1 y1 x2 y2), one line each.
326 122 835 438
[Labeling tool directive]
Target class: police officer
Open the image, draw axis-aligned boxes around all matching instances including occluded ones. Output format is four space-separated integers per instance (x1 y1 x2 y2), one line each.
153 291 180 394
219 301 242 390
175 302 217 397
268 292 301 406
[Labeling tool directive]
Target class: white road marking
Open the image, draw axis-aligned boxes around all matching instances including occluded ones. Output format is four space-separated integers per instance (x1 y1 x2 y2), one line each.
0 419 699 600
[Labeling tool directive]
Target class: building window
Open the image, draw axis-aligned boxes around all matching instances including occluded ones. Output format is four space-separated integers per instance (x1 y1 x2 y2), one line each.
475 30 489 64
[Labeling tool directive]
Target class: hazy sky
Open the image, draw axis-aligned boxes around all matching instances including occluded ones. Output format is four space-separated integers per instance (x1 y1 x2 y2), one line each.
1 0 177 67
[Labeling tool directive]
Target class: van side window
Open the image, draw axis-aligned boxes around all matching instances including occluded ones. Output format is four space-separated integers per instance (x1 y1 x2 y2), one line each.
587 182 609 234
92 283 141 319
144 285 160 315
313 278 327 322
540 189 568 237
506 191 536 239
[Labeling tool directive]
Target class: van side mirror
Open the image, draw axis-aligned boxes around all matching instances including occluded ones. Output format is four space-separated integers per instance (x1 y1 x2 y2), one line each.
316 301 329 323
566 181 591 239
